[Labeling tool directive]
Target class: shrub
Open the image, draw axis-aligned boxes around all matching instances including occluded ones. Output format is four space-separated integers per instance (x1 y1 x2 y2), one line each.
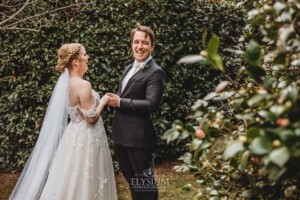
163 0 300 198
0 0 245 171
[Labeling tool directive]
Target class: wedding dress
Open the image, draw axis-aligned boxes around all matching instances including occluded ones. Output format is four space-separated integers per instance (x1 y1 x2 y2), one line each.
39 90 118 200
10 68 117 200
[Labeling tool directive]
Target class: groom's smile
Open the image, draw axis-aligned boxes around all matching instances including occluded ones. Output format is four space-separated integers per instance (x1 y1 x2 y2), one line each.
132 31 154 63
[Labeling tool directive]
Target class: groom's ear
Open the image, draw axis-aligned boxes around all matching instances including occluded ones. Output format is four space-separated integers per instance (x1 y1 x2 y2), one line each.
151 43 155 51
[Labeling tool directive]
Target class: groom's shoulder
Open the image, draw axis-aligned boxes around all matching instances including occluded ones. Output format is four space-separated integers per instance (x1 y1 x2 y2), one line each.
148 59 161 68
150 60 164 73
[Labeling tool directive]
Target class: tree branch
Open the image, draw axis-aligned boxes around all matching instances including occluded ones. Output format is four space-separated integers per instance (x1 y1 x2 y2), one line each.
0 2 93 30
0 0 36 8
0 26 40 32
0 0 12 7
0 0 31 26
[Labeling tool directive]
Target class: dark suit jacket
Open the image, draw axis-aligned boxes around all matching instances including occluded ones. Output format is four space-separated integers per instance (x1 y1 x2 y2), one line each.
111 59 166 148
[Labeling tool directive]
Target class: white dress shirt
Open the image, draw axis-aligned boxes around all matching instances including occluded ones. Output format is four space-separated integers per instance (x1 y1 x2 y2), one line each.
121 56 152 92
118 56 152 107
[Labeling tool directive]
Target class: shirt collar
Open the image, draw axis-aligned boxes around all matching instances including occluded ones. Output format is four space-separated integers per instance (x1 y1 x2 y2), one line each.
134 55 152 66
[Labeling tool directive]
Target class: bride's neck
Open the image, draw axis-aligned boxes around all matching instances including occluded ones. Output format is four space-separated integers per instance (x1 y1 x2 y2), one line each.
69 70 83 78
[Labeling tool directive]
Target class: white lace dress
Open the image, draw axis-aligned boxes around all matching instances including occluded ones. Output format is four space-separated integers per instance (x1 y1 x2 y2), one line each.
39 91 117 200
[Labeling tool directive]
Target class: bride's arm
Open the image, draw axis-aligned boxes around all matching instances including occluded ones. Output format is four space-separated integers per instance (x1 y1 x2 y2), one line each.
93 94 110 120
78 81 109 124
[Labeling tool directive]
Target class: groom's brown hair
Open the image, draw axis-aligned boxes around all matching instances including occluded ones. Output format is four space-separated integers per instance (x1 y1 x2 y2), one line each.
130 25 155 46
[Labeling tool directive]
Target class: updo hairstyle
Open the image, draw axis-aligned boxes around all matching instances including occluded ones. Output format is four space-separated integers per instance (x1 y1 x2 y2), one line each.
56 43 82 73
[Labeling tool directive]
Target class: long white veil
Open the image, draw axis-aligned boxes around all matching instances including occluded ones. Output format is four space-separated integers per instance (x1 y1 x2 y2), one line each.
9 69 69 200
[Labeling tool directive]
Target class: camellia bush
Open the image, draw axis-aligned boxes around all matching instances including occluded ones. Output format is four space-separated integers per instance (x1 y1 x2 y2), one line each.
0 0 245 171
163 0 300 199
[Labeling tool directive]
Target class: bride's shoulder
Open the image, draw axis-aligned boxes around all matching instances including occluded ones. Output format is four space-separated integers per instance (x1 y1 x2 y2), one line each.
70 78 92 93
70 78 91 87
79 79 91 88
78 80 92 94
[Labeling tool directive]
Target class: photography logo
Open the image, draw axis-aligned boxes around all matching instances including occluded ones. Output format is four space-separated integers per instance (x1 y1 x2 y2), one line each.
131 167 170 191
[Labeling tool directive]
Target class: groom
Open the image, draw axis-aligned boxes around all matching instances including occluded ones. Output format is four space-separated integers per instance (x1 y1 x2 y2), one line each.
107 25 166 200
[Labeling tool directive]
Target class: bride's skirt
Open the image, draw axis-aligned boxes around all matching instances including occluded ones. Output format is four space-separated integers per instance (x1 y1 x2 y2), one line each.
39 118 117 200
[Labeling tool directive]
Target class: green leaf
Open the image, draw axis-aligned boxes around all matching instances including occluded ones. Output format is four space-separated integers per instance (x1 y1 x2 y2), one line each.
181 183 192 191
247 94 269 106
273 53 286 65
162 128 180 144
267 165 286 181
269 147 290 167
215 81 230 93
177 55 208 65
203 92 219 101
178 152 193 165
190 138 203 151
178 130 190 141
278 26 294 51
185 123 195 133
220 91 235 99
270 105 286 116
286 84 298 104
223 48 244 55
199 141 211 150
242 190 253 198
207 35 225 73
244 40 263 67
240 150 250 169
201 30 208 49
207 35 220 55
173 120 184 127
258 110 277 121
273 2 286 12
291 58 300 66
231 98 245 109
248 65 266 82
248 9 259 20
279 130 295 142
224 141 245 159
250 136 273 155
210 190 219 196
210 53 225 73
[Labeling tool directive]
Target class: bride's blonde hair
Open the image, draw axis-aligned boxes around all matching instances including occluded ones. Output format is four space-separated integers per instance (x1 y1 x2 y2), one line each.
56 43 82 73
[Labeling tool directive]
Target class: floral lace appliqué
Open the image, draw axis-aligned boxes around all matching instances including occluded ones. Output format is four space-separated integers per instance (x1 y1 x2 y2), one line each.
67 90 100 122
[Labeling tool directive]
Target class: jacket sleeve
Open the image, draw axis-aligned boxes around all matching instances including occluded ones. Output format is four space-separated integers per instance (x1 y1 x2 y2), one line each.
119 69 166 113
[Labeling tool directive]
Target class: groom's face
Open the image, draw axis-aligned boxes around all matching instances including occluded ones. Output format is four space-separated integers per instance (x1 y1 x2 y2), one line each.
132 31 154 63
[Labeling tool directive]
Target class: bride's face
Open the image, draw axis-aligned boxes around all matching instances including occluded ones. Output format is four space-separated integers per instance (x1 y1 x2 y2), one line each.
78 47 89 74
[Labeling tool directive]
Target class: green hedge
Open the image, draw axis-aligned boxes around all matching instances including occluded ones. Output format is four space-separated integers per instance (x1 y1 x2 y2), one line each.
0 0 245 171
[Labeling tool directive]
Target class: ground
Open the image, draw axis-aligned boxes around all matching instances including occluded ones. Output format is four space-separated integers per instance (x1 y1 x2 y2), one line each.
0 161 197 200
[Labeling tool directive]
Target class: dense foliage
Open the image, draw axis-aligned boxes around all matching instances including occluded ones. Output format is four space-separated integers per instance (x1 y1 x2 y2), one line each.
0 0 244 171
163 0 300 199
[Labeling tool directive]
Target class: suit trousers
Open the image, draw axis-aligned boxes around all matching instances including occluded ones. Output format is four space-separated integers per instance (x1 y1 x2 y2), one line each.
114 144 158 200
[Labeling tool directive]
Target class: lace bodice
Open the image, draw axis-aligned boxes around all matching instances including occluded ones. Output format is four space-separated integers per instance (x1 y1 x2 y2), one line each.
67 90 100 122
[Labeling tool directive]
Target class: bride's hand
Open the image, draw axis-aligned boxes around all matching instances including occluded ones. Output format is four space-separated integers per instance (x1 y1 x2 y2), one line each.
100 94 111 105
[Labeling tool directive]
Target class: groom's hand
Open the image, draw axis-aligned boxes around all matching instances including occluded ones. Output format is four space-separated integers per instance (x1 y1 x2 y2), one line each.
106 93 120 108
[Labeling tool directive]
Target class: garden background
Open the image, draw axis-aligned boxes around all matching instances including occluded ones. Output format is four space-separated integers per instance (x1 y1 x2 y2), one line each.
1 0 300 199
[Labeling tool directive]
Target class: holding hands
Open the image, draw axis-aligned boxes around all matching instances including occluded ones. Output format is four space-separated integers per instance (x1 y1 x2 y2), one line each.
106 93 120 108
100 94 111 105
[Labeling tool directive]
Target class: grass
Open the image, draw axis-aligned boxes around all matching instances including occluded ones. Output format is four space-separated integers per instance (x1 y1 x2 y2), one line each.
1 161 197 200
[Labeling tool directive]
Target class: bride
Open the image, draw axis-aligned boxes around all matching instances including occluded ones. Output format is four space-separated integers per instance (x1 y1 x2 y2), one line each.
9 43 118 200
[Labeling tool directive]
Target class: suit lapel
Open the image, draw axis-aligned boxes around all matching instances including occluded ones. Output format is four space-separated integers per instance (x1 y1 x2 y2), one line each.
118 63 134 95
121 59 154 96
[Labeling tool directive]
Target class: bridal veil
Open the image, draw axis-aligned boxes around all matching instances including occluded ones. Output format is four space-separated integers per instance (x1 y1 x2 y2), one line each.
9 69 69 200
